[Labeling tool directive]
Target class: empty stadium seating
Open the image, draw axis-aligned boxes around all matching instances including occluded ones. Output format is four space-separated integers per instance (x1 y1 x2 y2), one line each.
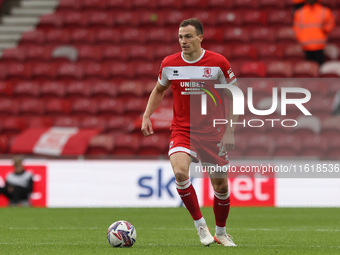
0 0 339 159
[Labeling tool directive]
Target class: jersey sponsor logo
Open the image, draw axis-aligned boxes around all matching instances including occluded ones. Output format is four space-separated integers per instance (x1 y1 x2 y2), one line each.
227 68 235 78
202 68 212 78
173 70 179 76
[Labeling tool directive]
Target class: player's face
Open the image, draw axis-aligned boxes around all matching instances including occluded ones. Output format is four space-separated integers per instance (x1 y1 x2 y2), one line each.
178 25 203 55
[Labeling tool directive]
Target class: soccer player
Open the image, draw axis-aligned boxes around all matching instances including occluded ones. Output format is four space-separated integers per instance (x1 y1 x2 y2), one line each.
141 18 238 246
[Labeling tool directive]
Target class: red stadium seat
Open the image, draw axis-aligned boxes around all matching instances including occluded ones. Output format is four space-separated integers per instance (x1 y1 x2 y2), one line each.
66 81 93 99
256 44 284 61
234 0 259 10
0 81 14 98
232 45 258 61
283 44 305 61
88 11 115 28
215 10 242 26
134 62 159 79
293 61 319 78
266 61 293 78
91 81 118 99
319 61 340 78
204 27 223 43
30 62 58 80
102 45 128 61
46 29 71 44
322 0 338 9
97 98 125 117
133 10 160 27
57 0 81 11
276 27 296 44
147 28 174 44
207 0 233 9
240 61 267 78
182 0 207 8
105 62 135 79
113 11 134 26
107 0 131 9
2 117 27 138
20 30 46 45
205 44 232 59
82 63 109 79
107 116 133 133
118 80 145 99
241 10 268 27
71 98 98 117
157 0 182 9
28 117 53 128
259 0 286 9
128 45 154 61
153 45 179 61
53 116 80 127
1 47 26 63
6 63 31 80
19 98 44 116
40 81 66 99
267 10 292 27
191 11 216 26
328 136 340 160
80 116 108 132
63 12 89 27
272 135 301 158
0 98 19 117
158 10 192 27
223 27 249 44
112 134 141 155
311 96 333 116
122 28 147 44
132 0 157 9
293 116 321 140
249 27 276 44
39 13 64 29
125 97 148 118
45 99 72 117
57 63 84 80
139 134 169 155
86 134 115 155
320 116 340 140
96 28 121 44
70 29 96 44
13 81 40 99
299 135 328 158
77 45 102 62
82 0 108 10
246 135 275 158
24 46 52 62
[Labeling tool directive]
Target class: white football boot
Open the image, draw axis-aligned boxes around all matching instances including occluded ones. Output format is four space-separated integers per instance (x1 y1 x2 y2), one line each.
197 225 215 246
214 233 237 247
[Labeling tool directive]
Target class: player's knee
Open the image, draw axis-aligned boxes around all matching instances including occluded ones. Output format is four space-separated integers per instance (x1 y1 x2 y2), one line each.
212 182 228 194
173 167 189 181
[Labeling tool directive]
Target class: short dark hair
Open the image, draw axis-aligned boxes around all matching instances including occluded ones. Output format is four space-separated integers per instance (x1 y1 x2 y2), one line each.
179 18 203 35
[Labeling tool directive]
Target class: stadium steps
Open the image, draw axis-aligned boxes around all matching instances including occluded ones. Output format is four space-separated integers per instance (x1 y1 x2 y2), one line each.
0 0 58 54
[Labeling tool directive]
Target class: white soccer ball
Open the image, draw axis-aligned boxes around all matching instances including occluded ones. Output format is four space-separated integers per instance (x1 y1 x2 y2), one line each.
107 220 137 248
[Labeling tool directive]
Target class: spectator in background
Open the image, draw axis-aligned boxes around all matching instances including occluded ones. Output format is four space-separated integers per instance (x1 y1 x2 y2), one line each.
293 0 305 13
293 0 335 65
0 156 33 207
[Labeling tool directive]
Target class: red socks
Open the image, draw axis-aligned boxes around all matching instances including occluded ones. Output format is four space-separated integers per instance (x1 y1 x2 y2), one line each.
213 191 230 227
176 178 202 220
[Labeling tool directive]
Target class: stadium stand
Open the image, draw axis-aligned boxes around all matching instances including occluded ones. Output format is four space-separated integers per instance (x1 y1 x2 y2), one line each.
0 0 339 159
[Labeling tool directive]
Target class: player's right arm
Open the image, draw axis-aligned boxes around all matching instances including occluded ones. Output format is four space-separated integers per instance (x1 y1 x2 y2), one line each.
141 81 170 137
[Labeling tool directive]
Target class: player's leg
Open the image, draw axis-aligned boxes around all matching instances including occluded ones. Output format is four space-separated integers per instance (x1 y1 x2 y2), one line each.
210 173 236 246
170 152 214 246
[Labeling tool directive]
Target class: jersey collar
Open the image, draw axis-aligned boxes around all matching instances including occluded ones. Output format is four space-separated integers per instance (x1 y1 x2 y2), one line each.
181 49 205 64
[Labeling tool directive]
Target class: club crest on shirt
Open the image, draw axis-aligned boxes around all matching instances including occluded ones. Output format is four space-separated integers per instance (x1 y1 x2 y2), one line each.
202 68 212 78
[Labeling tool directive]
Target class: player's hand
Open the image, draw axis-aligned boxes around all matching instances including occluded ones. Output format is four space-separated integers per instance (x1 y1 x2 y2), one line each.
141 116 154 137
219 132 235 154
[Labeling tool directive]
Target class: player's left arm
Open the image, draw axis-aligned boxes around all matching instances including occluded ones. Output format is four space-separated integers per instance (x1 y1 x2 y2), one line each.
219 81 239 153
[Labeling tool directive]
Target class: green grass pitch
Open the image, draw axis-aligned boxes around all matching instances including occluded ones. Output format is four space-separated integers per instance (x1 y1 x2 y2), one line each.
0 207 339 255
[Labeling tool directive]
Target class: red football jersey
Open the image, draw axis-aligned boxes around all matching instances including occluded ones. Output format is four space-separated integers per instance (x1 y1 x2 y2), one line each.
158 49 236 134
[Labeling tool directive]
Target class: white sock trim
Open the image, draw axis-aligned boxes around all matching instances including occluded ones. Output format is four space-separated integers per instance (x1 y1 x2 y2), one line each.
175 177 191 190
215 226 226 235
194 217 206 229
214 190 230 200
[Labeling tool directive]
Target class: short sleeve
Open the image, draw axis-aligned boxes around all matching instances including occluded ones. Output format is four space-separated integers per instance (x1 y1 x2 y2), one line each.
158 60 169 86
219 57 237 84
